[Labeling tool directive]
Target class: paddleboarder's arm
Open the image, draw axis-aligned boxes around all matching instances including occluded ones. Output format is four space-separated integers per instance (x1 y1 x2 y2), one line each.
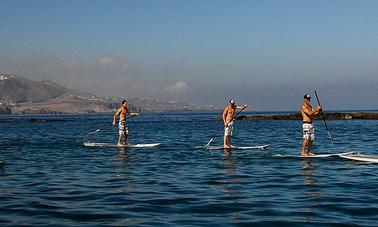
124 107 139 117
311 106 322 115
113 108 121 125
314 106 322 114
301 105 321 116
222 107 228 125
237 104 248 109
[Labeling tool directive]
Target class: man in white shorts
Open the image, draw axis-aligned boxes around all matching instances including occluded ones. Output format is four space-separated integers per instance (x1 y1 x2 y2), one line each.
301 94 321 156
112 100 139 145
222 99 247 149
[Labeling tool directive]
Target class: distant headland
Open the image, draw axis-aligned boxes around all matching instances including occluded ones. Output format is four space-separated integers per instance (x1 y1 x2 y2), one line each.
0 73 219 114
1 73 377 118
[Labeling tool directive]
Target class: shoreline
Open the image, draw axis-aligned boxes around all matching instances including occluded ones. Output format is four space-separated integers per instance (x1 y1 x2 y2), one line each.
236 111 378 121
1 111 378 123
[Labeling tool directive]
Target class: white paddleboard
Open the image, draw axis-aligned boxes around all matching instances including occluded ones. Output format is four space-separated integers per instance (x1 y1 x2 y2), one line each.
339 154 378 163
83 142 160 148
201 144 270 150
274 151 357 158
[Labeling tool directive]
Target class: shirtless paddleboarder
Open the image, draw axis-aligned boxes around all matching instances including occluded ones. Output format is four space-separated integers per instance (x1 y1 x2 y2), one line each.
301 94 321 156
112 100 139 145
222 99 247 149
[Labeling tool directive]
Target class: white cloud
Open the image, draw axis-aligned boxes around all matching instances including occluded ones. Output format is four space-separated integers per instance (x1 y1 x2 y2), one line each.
71 75 146 97
0 51 193 100
97 54 128 68
163 81 189 94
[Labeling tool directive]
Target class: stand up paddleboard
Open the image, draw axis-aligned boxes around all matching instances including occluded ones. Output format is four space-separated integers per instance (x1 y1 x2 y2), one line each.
199 144 270 150
274 151 357 159
83 142 160 148
339 154 378 163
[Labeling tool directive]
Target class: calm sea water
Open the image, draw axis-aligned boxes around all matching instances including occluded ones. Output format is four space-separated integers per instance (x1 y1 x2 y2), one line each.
0 113 377 226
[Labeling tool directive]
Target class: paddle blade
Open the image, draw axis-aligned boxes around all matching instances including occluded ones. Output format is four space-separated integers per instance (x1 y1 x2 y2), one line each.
88 128 101 135
203 138 214 149
326 131 334 144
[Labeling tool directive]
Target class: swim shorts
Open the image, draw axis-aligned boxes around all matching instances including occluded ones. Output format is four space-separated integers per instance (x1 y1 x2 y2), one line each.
224 121 234 136
118 120 129 136
302 123 315 141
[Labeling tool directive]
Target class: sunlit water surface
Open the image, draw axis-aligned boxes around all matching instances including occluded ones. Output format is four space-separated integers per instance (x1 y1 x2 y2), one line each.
0 113 377 226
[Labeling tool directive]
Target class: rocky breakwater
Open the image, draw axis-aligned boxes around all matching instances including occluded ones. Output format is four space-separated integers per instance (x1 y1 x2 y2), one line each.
0 104 11 114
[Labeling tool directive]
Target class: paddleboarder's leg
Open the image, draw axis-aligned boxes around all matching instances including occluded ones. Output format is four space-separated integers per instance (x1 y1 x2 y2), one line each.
123 126 128 145
302 123 314 156
117 134 122 145
227 136 232 148
224 125 228 148
302 124 309 156
307 140 314 155
301 139 308 156
118 121 127 145
224 122 234 148
307 126 315 155
224 135 229 148
224 123 233 148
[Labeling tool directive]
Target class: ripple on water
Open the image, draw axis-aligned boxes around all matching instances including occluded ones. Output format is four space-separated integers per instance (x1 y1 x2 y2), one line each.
0 115 378 226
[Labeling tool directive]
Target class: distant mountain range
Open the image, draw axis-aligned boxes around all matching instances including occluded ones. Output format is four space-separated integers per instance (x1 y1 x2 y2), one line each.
0 73 219 114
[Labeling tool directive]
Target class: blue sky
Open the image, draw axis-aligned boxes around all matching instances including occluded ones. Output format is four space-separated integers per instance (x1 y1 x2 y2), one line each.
1 0 377 110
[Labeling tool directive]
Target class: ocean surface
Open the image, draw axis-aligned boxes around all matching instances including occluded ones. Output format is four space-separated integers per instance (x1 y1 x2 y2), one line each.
0 113 377 226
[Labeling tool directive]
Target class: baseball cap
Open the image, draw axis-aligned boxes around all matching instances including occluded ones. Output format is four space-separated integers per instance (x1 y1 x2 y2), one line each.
304 94 311 99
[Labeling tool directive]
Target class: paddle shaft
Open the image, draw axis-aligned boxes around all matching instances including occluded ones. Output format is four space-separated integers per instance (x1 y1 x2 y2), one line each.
203 105 247 148
314 90 333 143
86 114 137 136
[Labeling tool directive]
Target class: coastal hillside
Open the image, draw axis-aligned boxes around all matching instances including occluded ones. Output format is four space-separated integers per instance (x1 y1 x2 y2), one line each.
0 74 77 103
0 73 218 114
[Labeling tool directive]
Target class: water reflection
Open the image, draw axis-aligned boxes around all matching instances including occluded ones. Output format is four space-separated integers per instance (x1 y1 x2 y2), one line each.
222 149 240 190
302 159 316 185
115 148 130 170
301 159 323 223
221 150 243 221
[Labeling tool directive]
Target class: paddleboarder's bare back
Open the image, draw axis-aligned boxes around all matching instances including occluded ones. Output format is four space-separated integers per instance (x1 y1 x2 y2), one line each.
222 99 248 149
301 94 321 156
112 100 139 145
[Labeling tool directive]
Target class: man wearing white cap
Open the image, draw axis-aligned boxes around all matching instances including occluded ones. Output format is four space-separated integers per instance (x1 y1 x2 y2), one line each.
301 94 322 156
222 99 247 149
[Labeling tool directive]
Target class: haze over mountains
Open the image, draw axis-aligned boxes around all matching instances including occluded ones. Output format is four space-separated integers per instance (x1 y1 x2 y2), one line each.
0 73 218 114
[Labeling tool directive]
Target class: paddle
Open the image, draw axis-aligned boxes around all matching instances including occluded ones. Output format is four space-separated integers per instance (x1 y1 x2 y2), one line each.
203 105 247 149
314 90 333 143
84 114 138 140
